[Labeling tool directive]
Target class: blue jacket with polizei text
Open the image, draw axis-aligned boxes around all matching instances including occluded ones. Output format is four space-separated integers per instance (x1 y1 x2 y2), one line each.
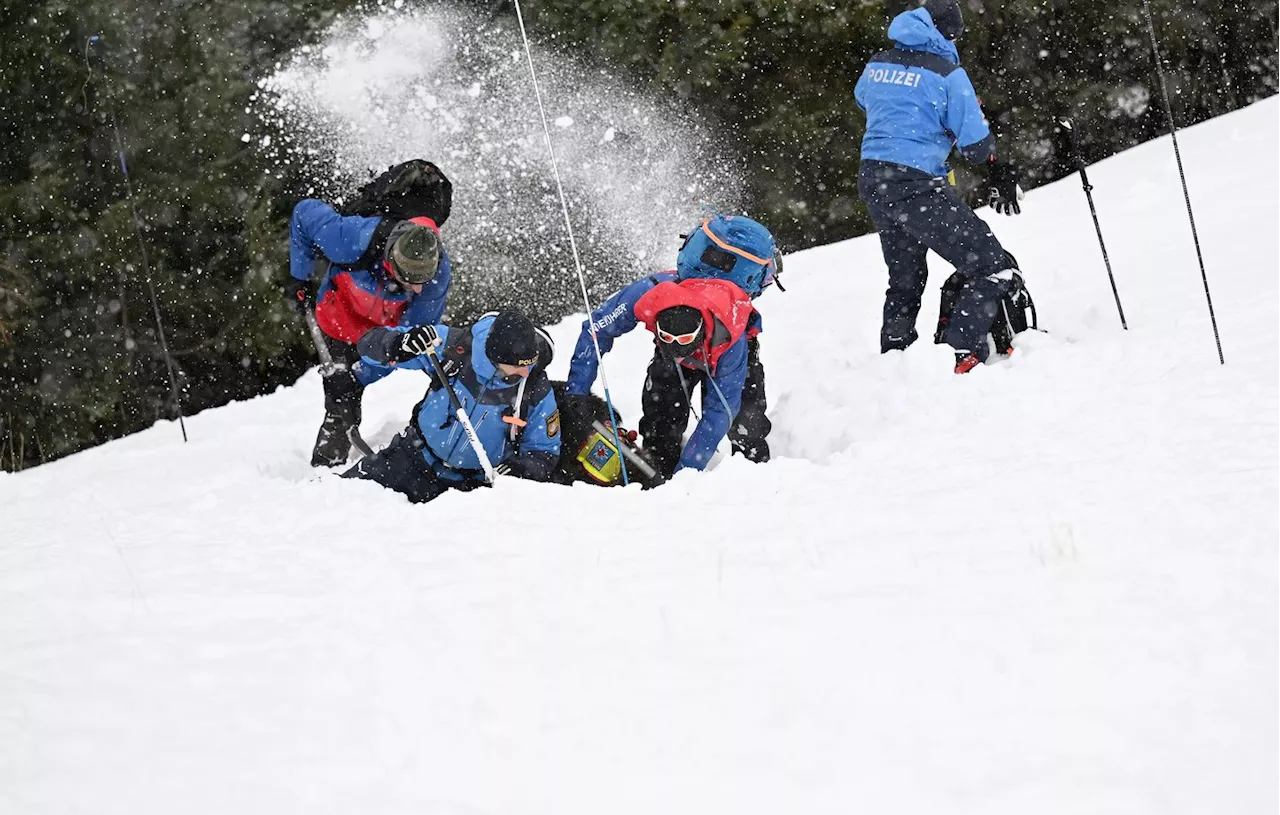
565 271 763 396
854 8 994 177
357 316 561 483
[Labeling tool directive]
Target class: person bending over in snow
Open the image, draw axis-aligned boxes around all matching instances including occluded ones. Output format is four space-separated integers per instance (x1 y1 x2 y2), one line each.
342 309 561 504
571 273 761 477
565 214 778 471
854 0 1024 374
285 162 454 467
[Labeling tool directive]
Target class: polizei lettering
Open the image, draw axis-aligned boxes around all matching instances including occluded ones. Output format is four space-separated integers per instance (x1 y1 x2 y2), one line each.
866 67 923 88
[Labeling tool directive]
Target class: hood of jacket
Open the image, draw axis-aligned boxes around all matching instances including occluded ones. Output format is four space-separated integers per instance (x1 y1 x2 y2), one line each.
887 8 960 64
634 279 755 369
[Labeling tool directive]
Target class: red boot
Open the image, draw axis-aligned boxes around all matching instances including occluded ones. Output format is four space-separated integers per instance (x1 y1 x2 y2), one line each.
954 353 981 375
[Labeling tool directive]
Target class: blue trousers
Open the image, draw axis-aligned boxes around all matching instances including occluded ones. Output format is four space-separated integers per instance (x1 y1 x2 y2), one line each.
858 161 1012 358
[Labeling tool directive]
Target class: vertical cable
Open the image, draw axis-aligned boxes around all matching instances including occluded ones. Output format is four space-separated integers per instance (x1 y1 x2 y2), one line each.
509 1 631 483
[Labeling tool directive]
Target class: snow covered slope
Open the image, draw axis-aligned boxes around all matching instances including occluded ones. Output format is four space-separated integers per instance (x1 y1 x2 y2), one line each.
2 99 1276 814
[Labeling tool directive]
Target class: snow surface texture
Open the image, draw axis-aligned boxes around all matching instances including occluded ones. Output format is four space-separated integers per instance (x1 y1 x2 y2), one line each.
3 100 1277 813
256 4 743 316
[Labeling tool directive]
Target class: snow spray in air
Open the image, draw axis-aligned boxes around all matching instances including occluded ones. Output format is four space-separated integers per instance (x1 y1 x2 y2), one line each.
253 3 745 323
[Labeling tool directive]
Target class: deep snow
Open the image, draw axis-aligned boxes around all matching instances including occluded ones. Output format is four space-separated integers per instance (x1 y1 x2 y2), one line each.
2 99 1276 814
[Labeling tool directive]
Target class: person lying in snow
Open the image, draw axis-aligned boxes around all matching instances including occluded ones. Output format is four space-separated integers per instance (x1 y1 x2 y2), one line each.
284 160 455 467
565 214 779 475
341 309 560 504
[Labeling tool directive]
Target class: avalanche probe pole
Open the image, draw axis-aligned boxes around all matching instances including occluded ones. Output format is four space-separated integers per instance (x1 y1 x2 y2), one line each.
423 345 497 485
1141 0 1225 364
1057 118 1128 330
302 310 373 458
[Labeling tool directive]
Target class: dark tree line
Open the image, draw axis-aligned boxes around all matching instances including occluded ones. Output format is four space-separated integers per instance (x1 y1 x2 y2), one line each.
1 0 1274 470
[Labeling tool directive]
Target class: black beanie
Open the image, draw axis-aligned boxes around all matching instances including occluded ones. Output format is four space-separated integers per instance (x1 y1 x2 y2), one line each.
923 0 964 40
486 310 540 367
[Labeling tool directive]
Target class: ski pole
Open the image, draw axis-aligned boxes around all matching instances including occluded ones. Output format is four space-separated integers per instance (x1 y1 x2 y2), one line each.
86 35 188 440
1057 118 1128 330
1140 0 1224 364
423 345 497 485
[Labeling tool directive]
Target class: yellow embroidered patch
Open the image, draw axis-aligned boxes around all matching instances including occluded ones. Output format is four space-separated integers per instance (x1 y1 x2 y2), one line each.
545 410 561 437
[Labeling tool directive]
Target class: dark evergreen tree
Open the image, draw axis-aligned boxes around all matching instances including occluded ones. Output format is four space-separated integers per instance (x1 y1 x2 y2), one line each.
2 0 1274 469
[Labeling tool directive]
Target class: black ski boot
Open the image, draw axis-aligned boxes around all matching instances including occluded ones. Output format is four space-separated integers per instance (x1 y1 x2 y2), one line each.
311 412 356 467
311 369 364 467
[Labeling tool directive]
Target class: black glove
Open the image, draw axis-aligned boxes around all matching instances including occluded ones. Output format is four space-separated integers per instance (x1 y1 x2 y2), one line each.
390 325 440 363
987 158 1022 216
284 278 313 314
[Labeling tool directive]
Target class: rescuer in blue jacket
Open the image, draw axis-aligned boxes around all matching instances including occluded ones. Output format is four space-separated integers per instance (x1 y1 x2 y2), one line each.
855 0 1024 374
565 215 779 472
341 310 561 504
287 199 454 466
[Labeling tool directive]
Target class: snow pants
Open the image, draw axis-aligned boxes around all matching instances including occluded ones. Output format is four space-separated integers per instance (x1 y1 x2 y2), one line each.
341 427 469 504
858 160 1013 359
638 337 771 477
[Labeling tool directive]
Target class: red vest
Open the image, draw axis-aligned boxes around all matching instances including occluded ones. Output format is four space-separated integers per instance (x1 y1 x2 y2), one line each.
315 216 440 344
633 279 755 372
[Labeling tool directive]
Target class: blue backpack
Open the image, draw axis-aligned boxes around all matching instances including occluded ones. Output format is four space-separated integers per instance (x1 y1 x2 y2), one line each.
676 214 777 299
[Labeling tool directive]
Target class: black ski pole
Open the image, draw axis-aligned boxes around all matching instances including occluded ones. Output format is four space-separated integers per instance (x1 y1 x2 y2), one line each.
1057 118 1128 330
1141 0 1224 365
86 35 188 439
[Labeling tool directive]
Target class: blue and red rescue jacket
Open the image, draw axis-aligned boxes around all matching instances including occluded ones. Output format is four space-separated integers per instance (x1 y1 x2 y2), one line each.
565 271 763 396
634 279 755 471
289 199 452 344
566 274 757 471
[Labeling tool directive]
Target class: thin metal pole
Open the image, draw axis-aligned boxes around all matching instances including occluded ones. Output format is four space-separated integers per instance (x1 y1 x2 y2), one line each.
1140 0 1225 364
509 1 631 484
86 36 189 437
1057 118 1128 329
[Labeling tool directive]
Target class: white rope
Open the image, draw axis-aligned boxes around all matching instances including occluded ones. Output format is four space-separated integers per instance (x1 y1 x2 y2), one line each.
509 0 632 483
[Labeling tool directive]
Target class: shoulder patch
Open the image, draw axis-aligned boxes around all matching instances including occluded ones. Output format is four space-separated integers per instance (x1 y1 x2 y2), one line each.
546 410 561 438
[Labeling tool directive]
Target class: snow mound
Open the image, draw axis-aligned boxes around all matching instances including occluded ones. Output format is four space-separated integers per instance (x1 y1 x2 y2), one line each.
2 99 1276 814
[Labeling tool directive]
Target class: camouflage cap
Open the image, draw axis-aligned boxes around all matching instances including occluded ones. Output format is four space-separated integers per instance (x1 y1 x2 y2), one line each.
389 225 441 285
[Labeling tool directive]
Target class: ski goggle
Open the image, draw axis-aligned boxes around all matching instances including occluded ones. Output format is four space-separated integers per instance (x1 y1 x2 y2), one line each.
656 325 701 346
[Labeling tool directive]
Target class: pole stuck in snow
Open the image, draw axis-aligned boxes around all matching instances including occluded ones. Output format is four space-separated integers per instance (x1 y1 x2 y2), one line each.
85 35 189 439
1140 0 1225 365
1056 118 1128 330
508 0 633 486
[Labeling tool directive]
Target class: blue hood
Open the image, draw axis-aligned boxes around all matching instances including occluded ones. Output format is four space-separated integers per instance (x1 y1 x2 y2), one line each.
887 8 960 64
